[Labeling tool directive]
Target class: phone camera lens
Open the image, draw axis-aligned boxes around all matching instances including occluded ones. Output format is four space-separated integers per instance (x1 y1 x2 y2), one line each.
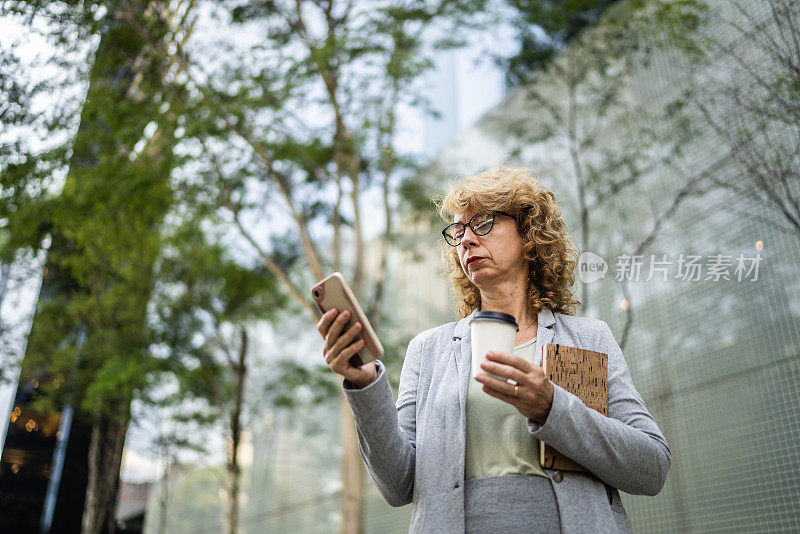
313 290 319 298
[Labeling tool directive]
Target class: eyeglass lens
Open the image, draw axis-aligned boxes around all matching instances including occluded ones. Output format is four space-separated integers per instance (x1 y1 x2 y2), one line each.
445 213 494 245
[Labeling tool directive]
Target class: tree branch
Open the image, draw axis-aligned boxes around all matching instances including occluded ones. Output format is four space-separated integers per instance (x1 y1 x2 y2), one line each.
229 126 326 281
229 207 317 319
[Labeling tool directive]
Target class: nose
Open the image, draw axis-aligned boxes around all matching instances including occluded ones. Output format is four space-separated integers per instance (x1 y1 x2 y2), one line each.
459 225 480 248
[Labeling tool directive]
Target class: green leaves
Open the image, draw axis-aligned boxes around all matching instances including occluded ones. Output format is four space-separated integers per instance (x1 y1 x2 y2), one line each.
502 0 708 86
145 206 288 427
262 360 338 408
0 1 181 421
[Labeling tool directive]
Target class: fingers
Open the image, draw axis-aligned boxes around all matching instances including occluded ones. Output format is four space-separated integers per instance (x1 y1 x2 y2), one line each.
323 309 352 352
476 353 547 398
485 350 535 373
329 338 366 374
316 308 338 338
475 371 518 398
326 321 363 364
480 359 527 384
481 384 518 405
318 308 366 372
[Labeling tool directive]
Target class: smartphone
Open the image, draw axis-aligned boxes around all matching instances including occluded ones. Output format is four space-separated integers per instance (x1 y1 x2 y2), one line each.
311 272 383 367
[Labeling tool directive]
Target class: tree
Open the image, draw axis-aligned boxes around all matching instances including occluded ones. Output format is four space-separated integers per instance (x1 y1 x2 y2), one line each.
668 0 800 238
483 0 709 344
142 412 205 534
0 2 100 385
0 1 190 531
124 1 491 531
147 216 286 534
502 0 623 86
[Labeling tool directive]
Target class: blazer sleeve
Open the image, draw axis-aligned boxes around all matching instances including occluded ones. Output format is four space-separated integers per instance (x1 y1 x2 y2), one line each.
340 333 422 507
526 320 672 496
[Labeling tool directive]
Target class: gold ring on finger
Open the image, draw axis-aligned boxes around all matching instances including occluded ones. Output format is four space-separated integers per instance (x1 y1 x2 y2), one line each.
514 384 519 397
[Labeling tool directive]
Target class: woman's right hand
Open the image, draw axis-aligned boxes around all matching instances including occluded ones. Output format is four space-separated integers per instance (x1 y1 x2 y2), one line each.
317 308 378 389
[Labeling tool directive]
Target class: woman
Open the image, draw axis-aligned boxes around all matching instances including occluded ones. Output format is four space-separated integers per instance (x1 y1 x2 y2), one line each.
317 166 671 533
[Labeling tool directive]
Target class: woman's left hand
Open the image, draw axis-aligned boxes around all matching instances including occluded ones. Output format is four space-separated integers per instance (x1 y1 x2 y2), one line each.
475 350 554 425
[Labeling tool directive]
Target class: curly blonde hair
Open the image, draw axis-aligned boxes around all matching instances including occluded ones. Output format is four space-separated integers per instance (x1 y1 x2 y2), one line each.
435 166 581 318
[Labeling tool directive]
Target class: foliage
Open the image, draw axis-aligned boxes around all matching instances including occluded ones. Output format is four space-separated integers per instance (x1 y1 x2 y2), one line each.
501 0 708 86
502 0 622 84
0 1 183 424
667 0 800 237
147 214 286 420
153 0 492 320
479 0 710 339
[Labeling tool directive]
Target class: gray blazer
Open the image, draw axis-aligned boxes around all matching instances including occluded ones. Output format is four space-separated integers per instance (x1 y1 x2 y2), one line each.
342 307 671 533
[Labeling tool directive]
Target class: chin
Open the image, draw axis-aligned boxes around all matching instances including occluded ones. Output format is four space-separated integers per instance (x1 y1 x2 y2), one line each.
468 269 491 285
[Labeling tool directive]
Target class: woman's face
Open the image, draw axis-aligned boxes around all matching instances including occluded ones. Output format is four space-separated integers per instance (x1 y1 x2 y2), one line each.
455 210 529 288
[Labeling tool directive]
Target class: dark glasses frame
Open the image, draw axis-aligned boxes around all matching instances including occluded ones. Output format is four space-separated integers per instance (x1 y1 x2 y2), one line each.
442 211 516 246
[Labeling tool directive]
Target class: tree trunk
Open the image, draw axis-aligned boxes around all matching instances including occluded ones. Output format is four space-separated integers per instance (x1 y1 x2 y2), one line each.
339 388 364 534
225 327 248 534
81 415 128 534
157 462 169 534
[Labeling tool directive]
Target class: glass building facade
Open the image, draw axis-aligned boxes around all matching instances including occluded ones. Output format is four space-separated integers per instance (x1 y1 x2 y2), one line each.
386 0 800 532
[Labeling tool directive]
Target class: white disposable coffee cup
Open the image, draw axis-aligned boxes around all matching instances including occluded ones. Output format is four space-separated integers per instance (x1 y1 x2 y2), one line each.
470 311 519 380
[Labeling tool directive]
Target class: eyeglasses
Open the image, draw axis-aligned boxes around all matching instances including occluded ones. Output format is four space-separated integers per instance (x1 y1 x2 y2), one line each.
442 211 516 246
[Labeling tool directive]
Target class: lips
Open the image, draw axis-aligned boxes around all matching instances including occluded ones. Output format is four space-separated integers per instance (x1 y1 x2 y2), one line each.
466 256 486 266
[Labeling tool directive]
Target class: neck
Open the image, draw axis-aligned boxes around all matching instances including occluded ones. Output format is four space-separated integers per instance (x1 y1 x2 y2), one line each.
478 272 537 334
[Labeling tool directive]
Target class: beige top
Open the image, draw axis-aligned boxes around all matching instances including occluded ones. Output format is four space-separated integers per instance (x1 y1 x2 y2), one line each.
465 337 548 480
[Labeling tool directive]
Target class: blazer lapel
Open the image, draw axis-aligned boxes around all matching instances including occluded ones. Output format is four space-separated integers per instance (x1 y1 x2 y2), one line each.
453 306 557 411
453 310 476 410
534 307 556 367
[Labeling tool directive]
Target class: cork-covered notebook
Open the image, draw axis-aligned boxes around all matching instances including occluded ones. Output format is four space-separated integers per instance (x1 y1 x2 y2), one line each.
539 342 608 472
